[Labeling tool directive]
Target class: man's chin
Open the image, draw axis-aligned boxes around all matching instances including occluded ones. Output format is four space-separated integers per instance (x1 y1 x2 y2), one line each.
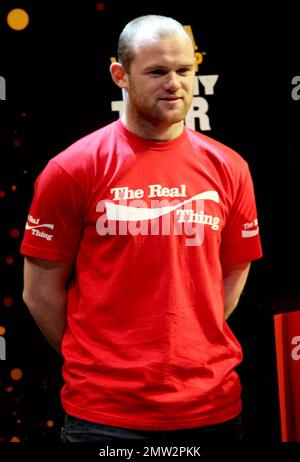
156 107 186 120
141 108 187 126
163 113 186 124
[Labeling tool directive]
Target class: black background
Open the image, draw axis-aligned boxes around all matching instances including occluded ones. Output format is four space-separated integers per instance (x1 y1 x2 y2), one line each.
0 0 299 445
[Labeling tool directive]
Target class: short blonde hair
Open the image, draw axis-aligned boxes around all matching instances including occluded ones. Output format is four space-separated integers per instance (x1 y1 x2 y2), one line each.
117 15 192 72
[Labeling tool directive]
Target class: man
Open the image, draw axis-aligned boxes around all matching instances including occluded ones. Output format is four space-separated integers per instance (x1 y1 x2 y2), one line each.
21 15 262 444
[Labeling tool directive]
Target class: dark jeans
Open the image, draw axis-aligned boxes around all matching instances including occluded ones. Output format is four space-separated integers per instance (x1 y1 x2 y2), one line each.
61 412 243 444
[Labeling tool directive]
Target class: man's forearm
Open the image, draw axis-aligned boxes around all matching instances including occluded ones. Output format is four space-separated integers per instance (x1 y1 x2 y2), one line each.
224 297 239 320
23 291 67 354
223 262 251 320
23 256 73 355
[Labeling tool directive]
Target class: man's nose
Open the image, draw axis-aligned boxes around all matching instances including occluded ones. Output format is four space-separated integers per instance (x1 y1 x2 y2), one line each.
163 72 180 91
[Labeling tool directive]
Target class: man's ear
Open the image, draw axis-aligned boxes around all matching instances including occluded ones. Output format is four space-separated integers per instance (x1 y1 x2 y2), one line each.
110 62 128 89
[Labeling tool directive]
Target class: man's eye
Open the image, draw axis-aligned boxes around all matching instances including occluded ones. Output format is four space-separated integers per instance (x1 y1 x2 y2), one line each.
150 70 165 75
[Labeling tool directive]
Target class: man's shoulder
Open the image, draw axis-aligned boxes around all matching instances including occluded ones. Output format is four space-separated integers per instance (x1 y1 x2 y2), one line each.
41 120 119 183
185 128 248 171
52 120 118 166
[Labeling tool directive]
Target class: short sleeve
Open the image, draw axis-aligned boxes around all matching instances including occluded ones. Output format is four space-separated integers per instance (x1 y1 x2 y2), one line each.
220 163 263 268
20 159 85 262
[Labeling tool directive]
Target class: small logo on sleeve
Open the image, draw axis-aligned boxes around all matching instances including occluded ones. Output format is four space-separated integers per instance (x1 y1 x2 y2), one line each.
25 215 54 241
242 218 259 238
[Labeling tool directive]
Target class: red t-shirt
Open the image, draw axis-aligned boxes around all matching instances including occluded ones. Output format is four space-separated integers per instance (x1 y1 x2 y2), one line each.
20 119 262 430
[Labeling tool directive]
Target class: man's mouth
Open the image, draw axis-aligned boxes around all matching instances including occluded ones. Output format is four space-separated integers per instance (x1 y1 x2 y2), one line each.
160 97 182 101
160 96 182 101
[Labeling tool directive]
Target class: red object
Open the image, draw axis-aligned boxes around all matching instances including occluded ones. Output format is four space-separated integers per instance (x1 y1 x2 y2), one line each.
3 297 13 307
96 2 105 11
10 228 20 238
274 310 300 441
21 119 262 430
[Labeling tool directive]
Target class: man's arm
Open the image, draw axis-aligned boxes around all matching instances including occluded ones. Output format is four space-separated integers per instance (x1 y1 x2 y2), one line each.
22 256 74 354
222 262 251 320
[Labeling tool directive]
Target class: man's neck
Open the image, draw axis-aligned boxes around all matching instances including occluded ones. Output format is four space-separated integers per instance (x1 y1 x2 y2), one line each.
121 113 184 141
